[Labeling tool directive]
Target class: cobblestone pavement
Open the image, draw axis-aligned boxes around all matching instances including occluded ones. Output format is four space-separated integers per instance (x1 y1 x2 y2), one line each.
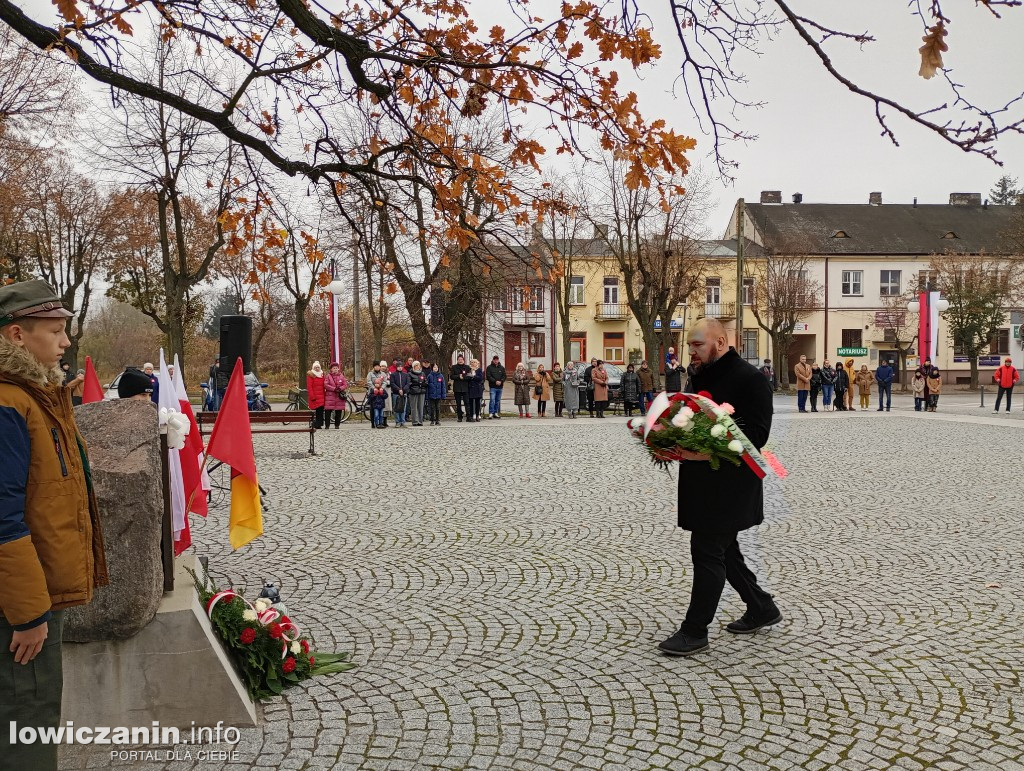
60 401 1024 770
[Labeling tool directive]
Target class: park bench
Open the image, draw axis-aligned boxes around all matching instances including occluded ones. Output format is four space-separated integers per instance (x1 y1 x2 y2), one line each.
196 410 316 455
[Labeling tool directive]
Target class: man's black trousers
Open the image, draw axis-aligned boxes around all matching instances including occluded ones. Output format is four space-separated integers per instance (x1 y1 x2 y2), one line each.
680 530 776 637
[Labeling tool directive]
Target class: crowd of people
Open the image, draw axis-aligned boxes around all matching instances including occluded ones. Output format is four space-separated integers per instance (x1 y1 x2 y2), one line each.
787 355 946 413
303 354 675 428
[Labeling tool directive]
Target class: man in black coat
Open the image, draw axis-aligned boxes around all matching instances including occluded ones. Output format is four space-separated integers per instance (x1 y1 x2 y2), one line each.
583 357 597 416
659 319 781 657
449 354 472 422
485 356 506 419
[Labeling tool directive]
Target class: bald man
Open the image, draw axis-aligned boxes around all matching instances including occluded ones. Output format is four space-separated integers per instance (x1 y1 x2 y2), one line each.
658 319 781 657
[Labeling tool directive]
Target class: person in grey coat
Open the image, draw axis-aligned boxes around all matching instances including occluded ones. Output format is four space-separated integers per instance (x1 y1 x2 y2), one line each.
562 360 582 418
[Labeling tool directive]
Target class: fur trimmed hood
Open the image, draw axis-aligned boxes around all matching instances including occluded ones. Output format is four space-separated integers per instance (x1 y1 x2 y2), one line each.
0 335 65 389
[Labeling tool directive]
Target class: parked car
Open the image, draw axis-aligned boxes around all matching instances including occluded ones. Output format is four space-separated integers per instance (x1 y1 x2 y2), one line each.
570 360 623 402
103 367 161 400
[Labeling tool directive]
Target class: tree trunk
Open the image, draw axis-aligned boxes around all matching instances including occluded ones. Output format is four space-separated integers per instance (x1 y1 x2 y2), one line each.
295 297 310 388
898 348 908 391
561 311 572 367
772 332 790 389
969 356 979 390
644 328 665 390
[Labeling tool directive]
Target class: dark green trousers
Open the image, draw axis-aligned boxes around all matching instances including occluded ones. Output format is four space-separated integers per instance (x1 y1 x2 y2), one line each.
1 610 63 771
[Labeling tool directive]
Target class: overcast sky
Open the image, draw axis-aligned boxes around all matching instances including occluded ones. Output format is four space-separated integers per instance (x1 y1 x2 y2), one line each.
16 0 1024 236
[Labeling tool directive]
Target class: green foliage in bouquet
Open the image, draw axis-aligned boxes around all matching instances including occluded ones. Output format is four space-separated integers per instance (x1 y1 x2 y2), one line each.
187 567 354 701
630 399 744 471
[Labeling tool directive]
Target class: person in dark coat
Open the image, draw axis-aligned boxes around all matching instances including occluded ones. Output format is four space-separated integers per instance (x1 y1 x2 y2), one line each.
658 318 780 658
450 354 472 422
832 362 850 411
664 357 683 393
583 357 597 416
466 358 485 422
485 356 506 419
426 364 446 425
389 365 410 427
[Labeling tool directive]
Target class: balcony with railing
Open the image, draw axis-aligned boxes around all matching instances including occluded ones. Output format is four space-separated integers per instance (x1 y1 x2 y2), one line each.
594 302 631 321
499 307 546 327
699 301 736 320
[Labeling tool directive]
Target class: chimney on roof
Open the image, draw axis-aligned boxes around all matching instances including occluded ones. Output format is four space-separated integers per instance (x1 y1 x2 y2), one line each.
760 190 782 204
913 197 917 207
869 192 882 206
949 192 982 206
592 223 608 240
792 193 803 204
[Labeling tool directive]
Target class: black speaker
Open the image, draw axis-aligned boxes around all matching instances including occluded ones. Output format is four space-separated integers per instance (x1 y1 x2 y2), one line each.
219 315 252 376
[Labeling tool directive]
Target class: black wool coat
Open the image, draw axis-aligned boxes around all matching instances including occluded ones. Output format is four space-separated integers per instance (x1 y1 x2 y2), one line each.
677 348 773 533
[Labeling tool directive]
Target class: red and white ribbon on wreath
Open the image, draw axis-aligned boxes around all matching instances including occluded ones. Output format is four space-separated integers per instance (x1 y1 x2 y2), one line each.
206 589 304 658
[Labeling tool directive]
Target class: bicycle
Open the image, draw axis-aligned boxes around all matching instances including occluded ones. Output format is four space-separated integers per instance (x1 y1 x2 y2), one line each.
287 387 366 423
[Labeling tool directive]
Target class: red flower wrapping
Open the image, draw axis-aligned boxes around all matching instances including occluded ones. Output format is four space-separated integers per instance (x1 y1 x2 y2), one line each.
697 391 712 399
240 628 257 645
268 623 283 640
282 657 296 673
300 639 310 653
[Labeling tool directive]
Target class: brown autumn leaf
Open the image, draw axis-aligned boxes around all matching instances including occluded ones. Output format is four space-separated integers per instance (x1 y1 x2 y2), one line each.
918 23 948 80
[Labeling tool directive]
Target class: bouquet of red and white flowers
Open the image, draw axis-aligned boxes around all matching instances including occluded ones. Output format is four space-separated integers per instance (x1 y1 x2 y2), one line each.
628 391 786 477
188 567 354 701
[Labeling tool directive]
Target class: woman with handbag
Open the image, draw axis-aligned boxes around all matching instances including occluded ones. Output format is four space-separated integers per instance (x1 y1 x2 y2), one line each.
306 361 326 428
512 362 532 418
550 362 565 417
323 362 348 428
467 358 485 422
532 364 552 417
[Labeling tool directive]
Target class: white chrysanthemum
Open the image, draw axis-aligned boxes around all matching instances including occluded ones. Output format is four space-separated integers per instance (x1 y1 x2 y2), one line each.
254 599 270 612
242 609 258 621
710 424 726 438
728 439 743 453
678 407 695 421
291 641 302 654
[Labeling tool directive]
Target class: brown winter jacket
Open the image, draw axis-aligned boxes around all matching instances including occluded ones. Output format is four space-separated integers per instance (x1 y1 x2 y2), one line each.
637 366 655 392
794 361 812 390
0 338 108 628
532 371 552 401
855 369 874 396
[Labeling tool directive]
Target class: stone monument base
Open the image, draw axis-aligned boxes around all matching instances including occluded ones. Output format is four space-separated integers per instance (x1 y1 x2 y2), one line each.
62 555 258 728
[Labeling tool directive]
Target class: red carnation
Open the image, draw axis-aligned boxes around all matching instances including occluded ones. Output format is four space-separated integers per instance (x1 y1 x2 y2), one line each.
268 623 283 639
697 391 712 399
282 656 296 673
309 657 315 667
239 628 257 645
300 639 310 653
280 615 291 625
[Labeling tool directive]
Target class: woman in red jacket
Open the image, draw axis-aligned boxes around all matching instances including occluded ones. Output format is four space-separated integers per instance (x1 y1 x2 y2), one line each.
306 360 326 428
993 357 1019 413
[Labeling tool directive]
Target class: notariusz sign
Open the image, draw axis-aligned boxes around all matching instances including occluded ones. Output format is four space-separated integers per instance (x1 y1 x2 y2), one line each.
837 347 868 357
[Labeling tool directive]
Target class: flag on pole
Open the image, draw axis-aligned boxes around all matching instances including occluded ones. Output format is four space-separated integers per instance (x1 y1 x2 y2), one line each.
205 358 263 549
82 356 104 403
158 350 188 551
173 355 208 520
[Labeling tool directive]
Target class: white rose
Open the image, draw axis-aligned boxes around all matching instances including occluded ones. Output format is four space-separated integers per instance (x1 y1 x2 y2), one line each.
254 599 270 612
671 413 692 429
243 609 258 621
710 424 726 438
728 439 743 453
678 407 694 421
291 641 301 654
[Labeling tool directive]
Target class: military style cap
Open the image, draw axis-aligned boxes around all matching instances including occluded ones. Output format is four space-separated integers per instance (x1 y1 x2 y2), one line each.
0 279 74 327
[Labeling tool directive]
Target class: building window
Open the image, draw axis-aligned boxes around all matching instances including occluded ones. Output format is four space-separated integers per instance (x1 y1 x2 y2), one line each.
787 269 808 281
989 328 1010 355
883 328 897 343
705 277 721 304
603 332 625 364
569 332 587 362
528 332 545 357
880 270 901 297
741 330 758 362
742 277 755 306
917 270 939 291
841 270 863 296
603 276 619 305
569 276 585 305
529 286 544 312
842 329 863 348
493 290 508 312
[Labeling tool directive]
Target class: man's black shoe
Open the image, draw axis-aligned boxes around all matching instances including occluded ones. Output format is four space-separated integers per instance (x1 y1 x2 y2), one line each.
657 630 709 657
726 610 783 635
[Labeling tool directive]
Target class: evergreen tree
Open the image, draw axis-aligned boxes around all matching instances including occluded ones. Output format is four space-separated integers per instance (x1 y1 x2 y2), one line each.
989 175 1020 205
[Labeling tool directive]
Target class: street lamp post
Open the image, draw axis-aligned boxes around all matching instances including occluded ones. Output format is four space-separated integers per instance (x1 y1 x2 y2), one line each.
327 258 345 368
907 291 949 368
